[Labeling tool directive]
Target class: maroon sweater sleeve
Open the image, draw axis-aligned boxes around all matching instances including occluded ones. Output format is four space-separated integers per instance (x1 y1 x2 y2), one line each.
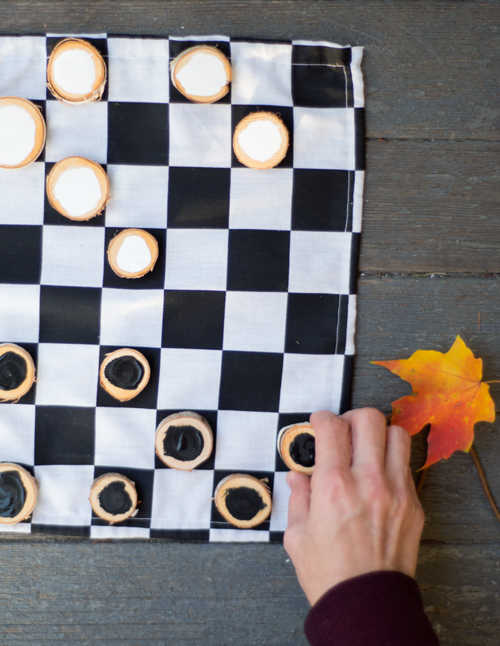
304 571 440 646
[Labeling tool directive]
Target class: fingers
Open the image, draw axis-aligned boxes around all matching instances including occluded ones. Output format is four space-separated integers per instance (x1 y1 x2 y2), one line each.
286 470 311 528
310 410 351 478
385 425 411 487
342 408 388 470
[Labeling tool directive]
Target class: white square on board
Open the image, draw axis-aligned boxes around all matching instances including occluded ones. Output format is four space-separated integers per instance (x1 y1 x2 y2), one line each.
91 526 151 539
32 465 94 526
36 343 99 407
106 165 169 228
270 471 290 532
0 404 35 466
158 348 222 410
229 168 293 230
41 226 105 288
95 407 157 470
222 291 287 353
0 163 45 225
294 107 355 170
45 101 108 164
169 103 231 167
100 288 164 348
288 231 351 294
108 38 170 103
0 37 47 99
165 229 228 291
151 469 214 529
214 410 278 471
0 284 40 342
209 528 270 542
279 353 344 413
231 42 293 106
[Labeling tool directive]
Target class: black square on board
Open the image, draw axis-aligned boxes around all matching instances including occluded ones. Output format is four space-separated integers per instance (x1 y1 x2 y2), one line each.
285 294 341 355
103 228 166 289
46 38 109 102
162 290 225 350
107 103 168 165
155 409 218 470
219 351 283 412
97 346 160 409
231 105 293 168
292 170 352 232
292 65 350 108
0 225 42 284
35 405 95 465
0 343 38 406
150 529 210 541
275 412 312 471
39 286 101 345
211 469 274 531
92 466 154 525
169 39 231 104
167 167 230 229
43 163 106 227
227 230 289 292
31 524 90 537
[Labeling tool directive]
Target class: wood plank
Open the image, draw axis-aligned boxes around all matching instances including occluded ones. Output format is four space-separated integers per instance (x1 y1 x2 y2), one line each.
361 140 500 273
0 541 498 645
0 1 498 139
354 275 500 542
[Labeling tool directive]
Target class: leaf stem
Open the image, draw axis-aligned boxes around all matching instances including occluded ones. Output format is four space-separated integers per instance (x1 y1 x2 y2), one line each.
469 444 500 525
484 381 500 384
416 468 428 498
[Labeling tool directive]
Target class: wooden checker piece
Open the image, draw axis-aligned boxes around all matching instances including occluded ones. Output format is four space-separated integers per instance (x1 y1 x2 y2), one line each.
90 473 139 524
46 156 110 221
107 229 159 279
47 38 107 104
0 97 46 169
99 348 150 402
277 422 316 475
0 463 38 525
170 45 232 104
233 112 289 169
155 412 213 471
214 474 272 529
0 343 36 403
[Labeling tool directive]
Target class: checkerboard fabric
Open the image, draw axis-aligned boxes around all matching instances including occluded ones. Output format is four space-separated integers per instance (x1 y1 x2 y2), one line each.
0 34 364 541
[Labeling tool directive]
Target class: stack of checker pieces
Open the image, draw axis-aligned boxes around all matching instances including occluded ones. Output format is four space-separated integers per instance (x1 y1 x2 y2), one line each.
0 34 364 541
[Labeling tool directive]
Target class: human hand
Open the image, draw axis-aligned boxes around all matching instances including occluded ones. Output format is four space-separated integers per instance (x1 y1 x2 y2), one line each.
284 408 425 606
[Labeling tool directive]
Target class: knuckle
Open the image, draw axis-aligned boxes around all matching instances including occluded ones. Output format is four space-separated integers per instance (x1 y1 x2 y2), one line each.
358 407 388 429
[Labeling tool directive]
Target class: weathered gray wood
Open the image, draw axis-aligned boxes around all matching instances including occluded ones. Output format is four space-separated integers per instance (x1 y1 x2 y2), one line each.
0 542 309 645
361 140 500 273
0 1 498 140
354 275 500 542
0 541 498 645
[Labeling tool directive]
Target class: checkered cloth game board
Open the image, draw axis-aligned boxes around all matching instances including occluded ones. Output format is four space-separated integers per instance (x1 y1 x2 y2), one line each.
0 34 364 541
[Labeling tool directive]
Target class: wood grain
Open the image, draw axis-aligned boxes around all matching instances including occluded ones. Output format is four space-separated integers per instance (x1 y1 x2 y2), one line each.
361 140 500 273
0 1 498 139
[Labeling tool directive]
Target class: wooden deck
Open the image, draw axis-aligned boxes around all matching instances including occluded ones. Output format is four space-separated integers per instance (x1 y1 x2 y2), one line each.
2 1 500 644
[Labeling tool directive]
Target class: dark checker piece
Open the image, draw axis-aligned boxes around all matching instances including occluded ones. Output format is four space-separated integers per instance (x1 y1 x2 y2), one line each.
0 471 26 519
0 352 27 391
104 356 144 390
163 425 204 462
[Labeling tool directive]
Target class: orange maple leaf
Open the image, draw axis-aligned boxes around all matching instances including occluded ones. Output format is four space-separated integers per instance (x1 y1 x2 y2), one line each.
372 336 496 469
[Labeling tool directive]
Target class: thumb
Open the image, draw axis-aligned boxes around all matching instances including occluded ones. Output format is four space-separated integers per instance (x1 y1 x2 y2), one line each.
286 471 311 529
